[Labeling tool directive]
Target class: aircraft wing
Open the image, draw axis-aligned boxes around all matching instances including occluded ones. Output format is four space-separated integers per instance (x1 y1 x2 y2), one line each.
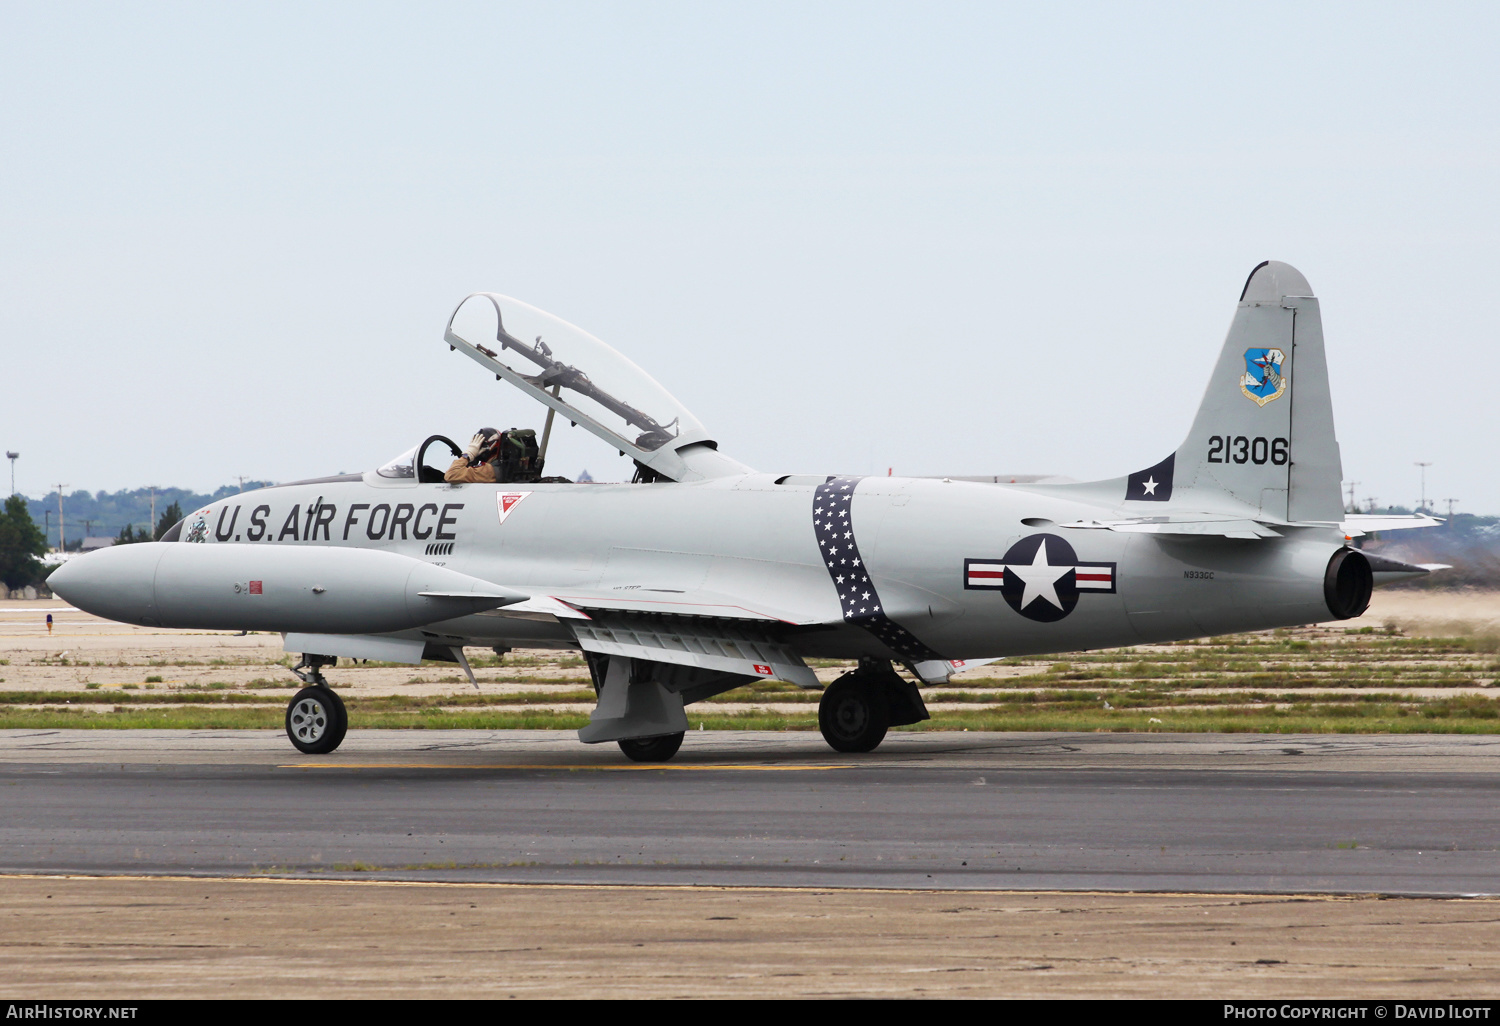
477 585 830 687
486 587 824 624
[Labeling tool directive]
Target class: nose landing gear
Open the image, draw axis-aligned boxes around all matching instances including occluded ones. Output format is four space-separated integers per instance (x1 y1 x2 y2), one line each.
285 653 348 755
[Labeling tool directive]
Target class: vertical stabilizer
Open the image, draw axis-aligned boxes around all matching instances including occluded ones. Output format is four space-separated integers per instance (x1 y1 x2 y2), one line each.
1115 261 1344 522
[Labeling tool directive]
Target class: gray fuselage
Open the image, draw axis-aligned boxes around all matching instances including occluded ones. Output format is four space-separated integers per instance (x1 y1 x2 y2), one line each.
170 470 1343 661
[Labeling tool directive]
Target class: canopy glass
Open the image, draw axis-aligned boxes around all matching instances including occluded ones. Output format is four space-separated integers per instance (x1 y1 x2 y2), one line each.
445 294 708 456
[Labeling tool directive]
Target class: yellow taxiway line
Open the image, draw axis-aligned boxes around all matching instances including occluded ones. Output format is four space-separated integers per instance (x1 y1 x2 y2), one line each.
280 761 850 771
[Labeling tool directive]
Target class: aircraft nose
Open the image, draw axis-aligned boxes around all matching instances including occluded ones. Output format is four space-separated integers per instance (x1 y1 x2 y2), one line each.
44 557 83 604
46 543 166 626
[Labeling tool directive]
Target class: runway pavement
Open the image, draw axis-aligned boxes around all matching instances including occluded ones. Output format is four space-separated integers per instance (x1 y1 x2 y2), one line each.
3 728 1499 896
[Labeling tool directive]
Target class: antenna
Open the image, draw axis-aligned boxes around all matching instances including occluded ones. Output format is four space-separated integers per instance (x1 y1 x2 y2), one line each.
1414 461 1433 512
1344 480 1360 513
235 476 248 492
5 452 16 496
1443 498 1459 519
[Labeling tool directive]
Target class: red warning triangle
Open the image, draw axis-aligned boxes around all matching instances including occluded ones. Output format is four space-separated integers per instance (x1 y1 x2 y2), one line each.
496 490 533 525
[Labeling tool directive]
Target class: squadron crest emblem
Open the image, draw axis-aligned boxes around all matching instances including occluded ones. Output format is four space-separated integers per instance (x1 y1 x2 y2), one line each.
1239 347 1287 406
184 511 209 543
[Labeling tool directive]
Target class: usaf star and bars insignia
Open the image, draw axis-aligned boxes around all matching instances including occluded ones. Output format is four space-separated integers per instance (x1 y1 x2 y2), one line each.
964 533 1116 623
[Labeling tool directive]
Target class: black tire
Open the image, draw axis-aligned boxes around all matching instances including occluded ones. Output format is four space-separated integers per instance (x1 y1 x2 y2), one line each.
286 686 348 755
818 675 890 753
618 732 685 763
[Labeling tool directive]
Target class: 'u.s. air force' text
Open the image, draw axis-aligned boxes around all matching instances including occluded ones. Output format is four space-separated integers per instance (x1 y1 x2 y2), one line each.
209 501 464 543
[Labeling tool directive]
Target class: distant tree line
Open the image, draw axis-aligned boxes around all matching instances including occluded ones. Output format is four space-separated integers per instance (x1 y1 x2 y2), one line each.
0 496 48 589
114 502 183 545
20 482 273 549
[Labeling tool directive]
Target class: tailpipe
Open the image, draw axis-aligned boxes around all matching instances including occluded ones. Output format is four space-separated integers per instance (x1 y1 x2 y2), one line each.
1323 548 1373 620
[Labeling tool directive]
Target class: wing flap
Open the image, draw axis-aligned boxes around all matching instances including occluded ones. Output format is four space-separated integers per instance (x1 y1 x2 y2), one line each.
570 615 819 688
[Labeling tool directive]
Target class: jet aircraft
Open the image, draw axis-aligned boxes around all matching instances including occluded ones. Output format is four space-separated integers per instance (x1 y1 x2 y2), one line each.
49 261 1443 760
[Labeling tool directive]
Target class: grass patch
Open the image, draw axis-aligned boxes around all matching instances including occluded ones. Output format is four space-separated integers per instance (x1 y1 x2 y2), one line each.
5 701 1500 733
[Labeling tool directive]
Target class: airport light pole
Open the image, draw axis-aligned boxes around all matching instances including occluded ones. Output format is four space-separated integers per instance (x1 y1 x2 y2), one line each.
5 452 16 496
1344 480 1360 513
55 484 68 553
1415 461 1432 512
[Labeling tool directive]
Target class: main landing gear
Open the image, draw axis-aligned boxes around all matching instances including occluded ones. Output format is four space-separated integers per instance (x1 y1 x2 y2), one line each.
285 654 348 755
617 732 685 763
818 658 930 754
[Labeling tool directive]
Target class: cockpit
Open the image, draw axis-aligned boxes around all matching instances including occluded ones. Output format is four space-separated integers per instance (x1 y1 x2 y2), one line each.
370 294 749 485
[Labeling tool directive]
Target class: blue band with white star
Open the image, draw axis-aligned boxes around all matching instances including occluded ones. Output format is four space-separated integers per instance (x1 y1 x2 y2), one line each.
812 476 940 662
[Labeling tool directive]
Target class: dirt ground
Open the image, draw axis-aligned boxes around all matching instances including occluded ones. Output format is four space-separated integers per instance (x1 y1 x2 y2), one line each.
3 590 1497 696
3 875 1498 999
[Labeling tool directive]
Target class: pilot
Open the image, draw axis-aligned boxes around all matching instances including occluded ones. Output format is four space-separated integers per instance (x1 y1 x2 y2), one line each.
444 428 502 483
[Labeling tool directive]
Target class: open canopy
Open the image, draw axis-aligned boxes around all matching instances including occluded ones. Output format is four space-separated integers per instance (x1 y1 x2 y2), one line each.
445 294 719 479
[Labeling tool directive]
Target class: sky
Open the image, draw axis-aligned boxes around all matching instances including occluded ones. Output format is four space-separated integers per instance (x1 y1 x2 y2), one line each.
2 2 1497 514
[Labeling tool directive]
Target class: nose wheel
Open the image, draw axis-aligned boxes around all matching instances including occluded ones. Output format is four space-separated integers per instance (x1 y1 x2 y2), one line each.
283 652 348 754
285 685 348 754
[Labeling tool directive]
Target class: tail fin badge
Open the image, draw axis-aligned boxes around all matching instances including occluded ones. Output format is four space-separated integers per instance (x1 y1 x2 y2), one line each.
1240 347 1287 407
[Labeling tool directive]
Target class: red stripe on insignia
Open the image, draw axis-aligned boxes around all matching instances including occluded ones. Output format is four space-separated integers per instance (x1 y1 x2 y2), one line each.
1075 573 1111 581
968 570 1005 579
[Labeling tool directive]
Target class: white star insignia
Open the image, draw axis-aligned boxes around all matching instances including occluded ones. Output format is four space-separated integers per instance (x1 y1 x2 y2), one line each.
1006 537 1070 611
1142 476 1158 495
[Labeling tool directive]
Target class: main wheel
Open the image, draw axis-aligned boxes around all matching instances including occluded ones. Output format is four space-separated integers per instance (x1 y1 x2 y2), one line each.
286 686 348 754
819 676 890 753
618 732 685 763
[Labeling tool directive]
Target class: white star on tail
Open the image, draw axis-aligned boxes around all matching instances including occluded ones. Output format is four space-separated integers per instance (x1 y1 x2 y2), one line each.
1142 476 1158 495
1007 538 1070 610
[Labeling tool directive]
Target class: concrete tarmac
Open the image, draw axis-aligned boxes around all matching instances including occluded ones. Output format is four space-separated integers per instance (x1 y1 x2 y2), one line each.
7 729 1500 997
3 729 1499 895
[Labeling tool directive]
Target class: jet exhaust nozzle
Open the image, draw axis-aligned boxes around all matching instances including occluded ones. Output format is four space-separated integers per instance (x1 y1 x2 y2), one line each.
1323 548 1373 620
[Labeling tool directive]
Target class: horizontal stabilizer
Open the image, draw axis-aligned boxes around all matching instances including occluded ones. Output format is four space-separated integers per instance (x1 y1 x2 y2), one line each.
1341 513 1444 537
1062 515 1283 540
